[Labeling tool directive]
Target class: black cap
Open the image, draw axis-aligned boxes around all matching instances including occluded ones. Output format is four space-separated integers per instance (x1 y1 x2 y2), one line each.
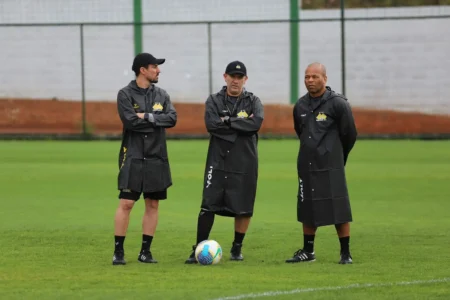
225 61 247 76
132 53 165 73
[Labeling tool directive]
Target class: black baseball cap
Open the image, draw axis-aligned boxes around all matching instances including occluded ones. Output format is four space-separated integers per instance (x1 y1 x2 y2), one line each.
225 61 247 76
132 53 165 73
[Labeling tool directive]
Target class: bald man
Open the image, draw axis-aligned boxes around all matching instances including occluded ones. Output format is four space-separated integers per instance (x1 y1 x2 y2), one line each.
286 62 357 264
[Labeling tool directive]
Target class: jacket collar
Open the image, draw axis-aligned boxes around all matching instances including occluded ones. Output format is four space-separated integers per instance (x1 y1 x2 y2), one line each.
128 80 154 94
218 86 251 99
302 86 334 111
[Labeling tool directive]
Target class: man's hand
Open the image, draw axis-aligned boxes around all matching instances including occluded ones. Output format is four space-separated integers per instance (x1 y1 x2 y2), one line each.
249 114 254 118
221 116 230 125
137 113 145 119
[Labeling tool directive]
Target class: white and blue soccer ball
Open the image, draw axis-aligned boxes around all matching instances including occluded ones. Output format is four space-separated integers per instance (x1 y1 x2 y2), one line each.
195 240 222 265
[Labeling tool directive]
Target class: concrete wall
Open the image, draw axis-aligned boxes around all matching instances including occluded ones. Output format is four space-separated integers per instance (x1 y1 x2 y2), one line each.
0 1 449 114
300 6 450 114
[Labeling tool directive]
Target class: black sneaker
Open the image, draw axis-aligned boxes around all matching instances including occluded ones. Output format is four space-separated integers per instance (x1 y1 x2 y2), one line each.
285 249 316 263
112 251 126 265
230 242 244 261
339 252 353 264
185 245 197 264
138 250 158 263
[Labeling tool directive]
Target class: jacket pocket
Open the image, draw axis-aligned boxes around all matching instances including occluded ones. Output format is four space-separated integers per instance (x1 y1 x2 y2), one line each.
310 169 332 200
159 145 168 161
142 158 172 192
127 158 144 192
118 156 143 191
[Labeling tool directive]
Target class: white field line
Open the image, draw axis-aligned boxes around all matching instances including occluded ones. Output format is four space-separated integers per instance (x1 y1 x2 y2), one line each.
211 277 450 300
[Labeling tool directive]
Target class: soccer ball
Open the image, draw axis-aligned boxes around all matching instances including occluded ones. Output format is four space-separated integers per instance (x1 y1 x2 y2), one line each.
195 240 222 265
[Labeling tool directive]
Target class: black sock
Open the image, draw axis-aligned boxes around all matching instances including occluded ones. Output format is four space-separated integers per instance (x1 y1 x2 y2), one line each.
114 235 125 252
339 236 350 254
304 234 315 253
234 231 245 245
196 210 215 245
141 234 153 252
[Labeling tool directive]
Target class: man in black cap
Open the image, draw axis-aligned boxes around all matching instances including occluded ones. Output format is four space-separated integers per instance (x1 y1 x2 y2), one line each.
185 61 264 264
286 62 357 264
112 53 177 265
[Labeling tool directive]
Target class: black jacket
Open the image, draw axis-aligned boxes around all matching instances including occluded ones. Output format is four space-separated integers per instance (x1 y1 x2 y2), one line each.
117 80 177 193
201 87 264 217
293 86 357 226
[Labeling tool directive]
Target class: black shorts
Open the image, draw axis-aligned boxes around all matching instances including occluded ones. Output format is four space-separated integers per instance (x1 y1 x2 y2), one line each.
118 189 167 201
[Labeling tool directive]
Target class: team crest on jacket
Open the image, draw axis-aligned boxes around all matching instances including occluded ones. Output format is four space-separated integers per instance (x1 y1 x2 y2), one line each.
133 103 139 109
152 102 163 112
316 112 327 122
237 110 248 118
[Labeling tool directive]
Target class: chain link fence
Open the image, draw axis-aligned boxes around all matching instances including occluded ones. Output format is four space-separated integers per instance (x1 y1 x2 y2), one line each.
0 0 449 138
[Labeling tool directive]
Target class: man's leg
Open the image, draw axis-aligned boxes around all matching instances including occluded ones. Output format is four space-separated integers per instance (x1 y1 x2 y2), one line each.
137 198 159 263
113 194 138 265
335 222 352 264
335 222 350 238
185 209 215 264
196 210 216 244
303 224 317 253
143 199 159 237
285 223 317 263
230 216 251 261
114 200 136 236
234 216 251 239
138 190 167 263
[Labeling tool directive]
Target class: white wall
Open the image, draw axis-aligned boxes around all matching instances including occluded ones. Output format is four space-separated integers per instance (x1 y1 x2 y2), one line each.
299 6 450 114
0 0 133 23
141 0 288 22
0 1 449 114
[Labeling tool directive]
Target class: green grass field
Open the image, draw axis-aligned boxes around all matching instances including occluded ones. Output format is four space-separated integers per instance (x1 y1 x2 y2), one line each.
1 140 449 300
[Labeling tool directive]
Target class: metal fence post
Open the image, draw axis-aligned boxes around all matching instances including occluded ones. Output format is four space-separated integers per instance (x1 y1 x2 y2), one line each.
340 0 346 96
207 22 213 96
134 0 143 55
80 24 87 136
290 0 299 104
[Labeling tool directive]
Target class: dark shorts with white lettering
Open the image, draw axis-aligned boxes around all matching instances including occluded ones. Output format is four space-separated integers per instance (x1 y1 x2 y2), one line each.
118 189 167 201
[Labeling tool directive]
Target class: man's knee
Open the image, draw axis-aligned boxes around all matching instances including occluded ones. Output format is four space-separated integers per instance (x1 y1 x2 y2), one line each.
118 199 135 211
145 199 159 211
335 222 349 229
302 224 317 234
335 222 350 235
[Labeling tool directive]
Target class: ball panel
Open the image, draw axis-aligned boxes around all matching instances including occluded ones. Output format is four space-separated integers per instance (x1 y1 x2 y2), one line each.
195 240 222 265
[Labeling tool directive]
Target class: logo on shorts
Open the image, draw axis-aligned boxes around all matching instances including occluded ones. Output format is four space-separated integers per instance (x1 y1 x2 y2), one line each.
206 166 213 188
153 102 163 112
122 189 131 193
316 112 327 122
